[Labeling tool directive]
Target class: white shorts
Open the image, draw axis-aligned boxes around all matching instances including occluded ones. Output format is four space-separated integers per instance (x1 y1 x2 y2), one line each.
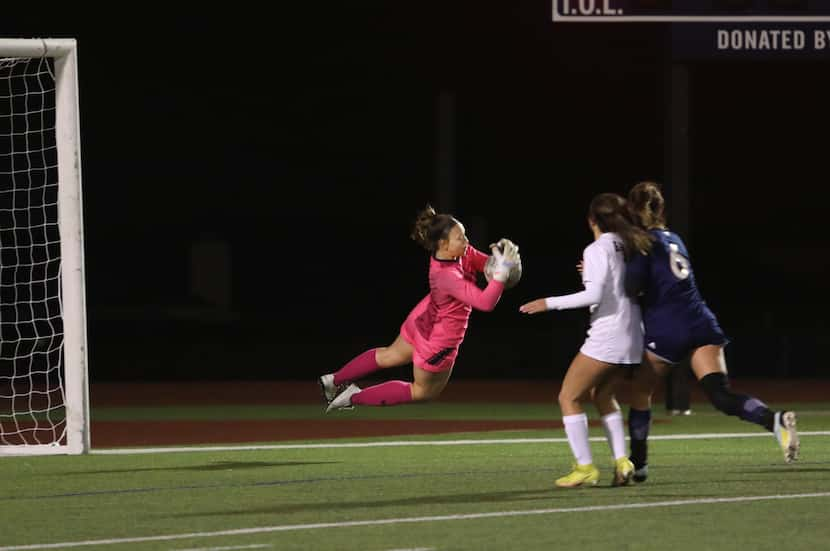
579 332 643 365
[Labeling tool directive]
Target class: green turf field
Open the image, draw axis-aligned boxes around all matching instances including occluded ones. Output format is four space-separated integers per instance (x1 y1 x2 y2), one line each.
1 402 829 550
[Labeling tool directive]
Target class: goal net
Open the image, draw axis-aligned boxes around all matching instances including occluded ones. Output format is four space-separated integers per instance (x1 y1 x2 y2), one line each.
0 39 89 455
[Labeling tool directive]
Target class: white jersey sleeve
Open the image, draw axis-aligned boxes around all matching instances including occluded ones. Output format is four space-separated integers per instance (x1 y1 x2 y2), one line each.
544 242 607 311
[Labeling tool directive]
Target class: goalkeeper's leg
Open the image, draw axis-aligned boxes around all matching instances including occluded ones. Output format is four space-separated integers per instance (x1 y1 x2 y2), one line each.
321 334 414 403
329 347 454 410
341 364 452 408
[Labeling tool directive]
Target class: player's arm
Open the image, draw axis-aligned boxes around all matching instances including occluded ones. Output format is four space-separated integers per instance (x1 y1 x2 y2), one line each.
465 245 490 273
439 271 505 312
442 241 518 311
519 246 607 314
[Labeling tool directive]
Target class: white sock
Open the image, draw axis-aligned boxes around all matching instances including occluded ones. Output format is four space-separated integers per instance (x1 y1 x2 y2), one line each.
601 410 626 460
563 413 592 466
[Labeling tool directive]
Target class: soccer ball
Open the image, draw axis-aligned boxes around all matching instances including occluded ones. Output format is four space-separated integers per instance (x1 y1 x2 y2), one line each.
484 252 522 289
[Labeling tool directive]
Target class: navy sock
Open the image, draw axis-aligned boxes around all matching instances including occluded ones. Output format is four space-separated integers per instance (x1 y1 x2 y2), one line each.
628 408 652 468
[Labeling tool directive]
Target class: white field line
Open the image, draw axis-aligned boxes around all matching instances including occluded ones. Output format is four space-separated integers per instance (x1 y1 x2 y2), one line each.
172 545 271 551
664 410 830 417
90 431 830 455
1 492 828 550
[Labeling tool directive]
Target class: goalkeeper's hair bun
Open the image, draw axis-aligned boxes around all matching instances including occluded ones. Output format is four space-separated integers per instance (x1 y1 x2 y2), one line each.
410 204 457 252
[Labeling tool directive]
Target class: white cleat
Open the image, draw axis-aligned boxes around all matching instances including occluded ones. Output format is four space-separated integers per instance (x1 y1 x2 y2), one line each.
774 411 800 463
326 384 361 413
319 374 338 403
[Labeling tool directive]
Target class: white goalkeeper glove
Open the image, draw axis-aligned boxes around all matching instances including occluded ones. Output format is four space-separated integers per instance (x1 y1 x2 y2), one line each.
490 241 520 283
488 238 518 253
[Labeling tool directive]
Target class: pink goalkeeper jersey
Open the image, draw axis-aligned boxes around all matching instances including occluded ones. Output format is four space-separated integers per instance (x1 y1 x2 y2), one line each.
402 246 505 369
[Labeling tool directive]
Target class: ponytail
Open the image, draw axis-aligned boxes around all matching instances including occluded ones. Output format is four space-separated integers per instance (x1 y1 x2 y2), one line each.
627 181 666 231
589 193 653 259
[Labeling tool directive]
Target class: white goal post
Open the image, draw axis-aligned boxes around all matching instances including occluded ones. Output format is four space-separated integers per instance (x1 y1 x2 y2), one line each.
0 38 89 455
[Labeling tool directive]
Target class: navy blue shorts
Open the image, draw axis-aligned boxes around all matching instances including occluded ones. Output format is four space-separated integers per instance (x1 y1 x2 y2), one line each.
644 318 729 364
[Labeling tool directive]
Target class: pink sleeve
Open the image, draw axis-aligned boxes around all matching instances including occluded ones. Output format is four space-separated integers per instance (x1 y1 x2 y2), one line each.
465 246 490 274
436 271 504 312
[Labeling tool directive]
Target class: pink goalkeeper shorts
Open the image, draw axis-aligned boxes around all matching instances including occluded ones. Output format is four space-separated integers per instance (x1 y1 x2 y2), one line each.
400 312 457 373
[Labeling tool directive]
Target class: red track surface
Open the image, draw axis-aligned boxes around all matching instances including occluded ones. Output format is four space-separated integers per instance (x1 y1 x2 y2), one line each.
89 379 828 448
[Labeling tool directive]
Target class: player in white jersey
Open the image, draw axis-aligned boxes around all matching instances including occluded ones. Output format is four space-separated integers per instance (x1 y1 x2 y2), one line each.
520 193 652 488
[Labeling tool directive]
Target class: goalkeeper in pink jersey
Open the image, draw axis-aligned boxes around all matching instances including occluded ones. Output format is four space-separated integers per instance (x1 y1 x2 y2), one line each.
321 205 520 412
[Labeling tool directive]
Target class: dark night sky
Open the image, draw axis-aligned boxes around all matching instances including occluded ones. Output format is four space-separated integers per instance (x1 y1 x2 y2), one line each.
3 2 829 380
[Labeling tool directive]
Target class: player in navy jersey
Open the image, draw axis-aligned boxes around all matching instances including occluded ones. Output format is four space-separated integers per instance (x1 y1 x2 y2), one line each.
624 181 799 482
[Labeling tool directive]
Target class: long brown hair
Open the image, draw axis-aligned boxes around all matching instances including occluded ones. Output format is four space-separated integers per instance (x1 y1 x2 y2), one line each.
410 204 458 252
589 193 653 259
627 181 666 231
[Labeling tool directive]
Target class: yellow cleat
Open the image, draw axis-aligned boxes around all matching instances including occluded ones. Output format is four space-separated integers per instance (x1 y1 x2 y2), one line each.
612 456 635 487
774 411 800 463
555 463 600 488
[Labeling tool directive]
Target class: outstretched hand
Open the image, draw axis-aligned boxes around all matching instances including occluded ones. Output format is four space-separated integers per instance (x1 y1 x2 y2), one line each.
519 299 548 314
